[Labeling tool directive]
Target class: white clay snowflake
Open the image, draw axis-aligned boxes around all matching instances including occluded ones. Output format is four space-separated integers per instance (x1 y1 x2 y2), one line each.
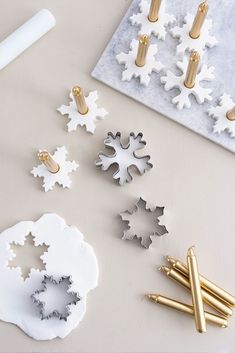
31 146 78 192
171 14 218 55
57 90 108 134
208 94 235 137
130 0 175 40
96 132 153 185
161 56 215 110
116 39 164 87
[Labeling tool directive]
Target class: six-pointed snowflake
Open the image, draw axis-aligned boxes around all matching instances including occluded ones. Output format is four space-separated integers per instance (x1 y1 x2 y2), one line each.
31 146 78 192
130 0 175 40
57 90 108 134
96 132 153 185
161 56 215 110
208 94 235 137
31 275 81 321
120 197 168 249
116 39 164 86
170 14 218 55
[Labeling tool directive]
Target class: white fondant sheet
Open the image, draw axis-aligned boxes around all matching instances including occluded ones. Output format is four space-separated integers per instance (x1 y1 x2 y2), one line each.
92 0 235 154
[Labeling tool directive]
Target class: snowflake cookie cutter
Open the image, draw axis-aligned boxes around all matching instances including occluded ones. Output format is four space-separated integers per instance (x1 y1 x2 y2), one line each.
31 146 78 192
120 197 168 249
116 36 164 87
31 275 81 321
57 86 108 134
130 0 175 40
161 53 215 110
170 8 218 56
95 132 153 185
208 94 235 137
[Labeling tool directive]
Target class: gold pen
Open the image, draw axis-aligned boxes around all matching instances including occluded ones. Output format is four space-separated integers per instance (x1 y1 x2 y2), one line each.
38 151 60 174
189 2 209 39
146 294 228 328
167 256 235 307
148 0 162 22
72 86 89 115
135 35 150 67
187 247 206 333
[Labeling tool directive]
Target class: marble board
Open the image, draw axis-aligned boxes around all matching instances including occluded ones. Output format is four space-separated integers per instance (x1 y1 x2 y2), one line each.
92 0 235 154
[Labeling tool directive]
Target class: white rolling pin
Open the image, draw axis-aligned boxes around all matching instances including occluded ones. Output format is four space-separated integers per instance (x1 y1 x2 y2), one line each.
0 9 56 70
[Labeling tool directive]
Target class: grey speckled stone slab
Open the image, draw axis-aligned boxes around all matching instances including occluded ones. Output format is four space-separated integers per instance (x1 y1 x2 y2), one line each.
92 0 235 154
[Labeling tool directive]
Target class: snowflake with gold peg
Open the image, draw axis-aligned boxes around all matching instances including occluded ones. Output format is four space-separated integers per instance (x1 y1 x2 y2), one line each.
57 86 108 134
130 0 175 40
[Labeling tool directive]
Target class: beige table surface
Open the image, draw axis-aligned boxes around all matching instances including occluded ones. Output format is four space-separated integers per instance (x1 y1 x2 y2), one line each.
0 0 235 352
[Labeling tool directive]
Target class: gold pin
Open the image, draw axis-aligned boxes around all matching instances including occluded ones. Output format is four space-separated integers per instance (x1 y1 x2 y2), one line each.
189 1 209 39
184 51 200 89
148 0 162 22
159 266 233 317
135 35 150 67
167 256 235 307
187 247 206 333
72 86 89 115
38 151 60 174
226 106 235 121
146 294 228 328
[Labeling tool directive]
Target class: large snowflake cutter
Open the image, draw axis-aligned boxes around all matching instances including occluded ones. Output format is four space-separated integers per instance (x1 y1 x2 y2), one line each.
96 132 153 185
116 39 164 86
130 0 175 40
32 275 81 321
31 146 78 192
208 94 235 137
171 14 218 55
161 56 215 110
57 90 108 134
120 197 168 249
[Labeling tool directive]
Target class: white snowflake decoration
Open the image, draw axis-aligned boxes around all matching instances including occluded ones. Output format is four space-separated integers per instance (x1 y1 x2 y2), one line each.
116 39 164 86
160 56 215 110
171 14 218 55
31 146 78 192
130 0 175 40
208 94 235 137
57 90 108 134
96 132 153 185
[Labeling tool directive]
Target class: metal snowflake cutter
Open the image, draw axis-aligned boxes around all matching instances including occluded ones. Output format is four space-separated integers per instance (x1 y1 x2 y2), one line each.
31 275 81 321
95 132 153 185
130 0 175 40
120 198 168 249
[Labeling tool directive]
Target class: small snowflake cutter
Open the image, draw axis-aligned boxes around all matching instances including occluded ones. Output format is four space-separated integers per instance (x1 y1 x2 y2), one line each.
31 146 78 192
208 94 235 137
120 197 168 249
116 38 164 87
170 13 218 56
160 55 215 110
57 87 108 134
130 0 175 40
31 275 81 321
95 132 153 185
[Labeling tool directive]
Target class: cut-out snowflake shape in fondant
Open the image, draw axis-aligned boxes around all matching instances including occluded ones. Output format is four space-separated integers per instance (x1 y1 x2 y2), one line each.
31 146 78 192
120 197 168 249
116 39 164 86
161 56 215 110
32 275 81 321
208 94 235 137
96 132 153 185
170 14 218 55
57 90 108 133
130 0 175 40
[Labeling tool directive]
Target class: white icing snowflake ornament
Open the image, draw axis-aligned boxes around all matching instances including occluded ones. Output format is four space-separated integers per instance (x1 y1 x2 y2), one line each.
208 94 235 137
57 87 108 134
31 146 78 192
130 0 175 40
116 38 164 87
161 54 215 110
0 213 98 340
96 132 153 185
170 12 217 55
